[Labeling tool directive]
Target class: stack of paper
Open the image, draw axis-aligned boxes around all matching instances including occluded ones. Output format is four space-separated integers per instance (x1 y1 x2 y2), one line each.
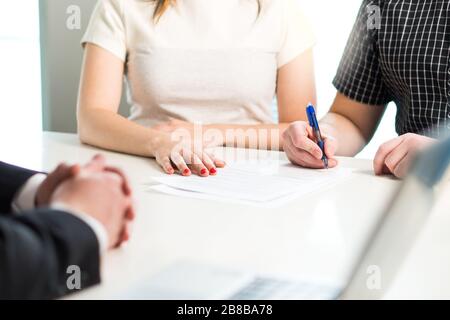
149 160 352 207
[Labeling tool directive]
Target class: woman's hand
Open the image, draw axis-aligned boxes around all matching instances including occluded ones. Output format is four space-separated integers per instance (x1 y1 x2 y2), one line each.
153 118 225 148
153 118 194 134
152 132 226 177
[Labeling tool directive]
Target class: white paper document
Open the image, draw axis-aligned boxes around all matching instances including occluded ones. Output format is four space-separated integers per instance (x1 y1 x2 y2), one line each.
148 160 352 207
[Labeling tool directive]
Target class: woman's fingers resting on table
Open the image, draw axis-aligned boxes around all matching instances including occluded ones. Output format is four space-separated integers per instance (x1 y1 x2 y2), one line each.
154 138 225 177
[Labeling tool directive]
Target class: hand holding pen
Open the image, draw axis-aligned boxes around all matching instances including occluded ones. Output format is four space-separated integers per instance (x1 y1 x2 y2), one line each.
282 103 338 169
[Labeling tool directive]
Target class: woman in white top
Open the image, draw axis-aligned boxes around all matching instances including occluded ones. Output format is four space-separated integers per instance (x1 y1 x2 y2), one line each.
78 0 316 176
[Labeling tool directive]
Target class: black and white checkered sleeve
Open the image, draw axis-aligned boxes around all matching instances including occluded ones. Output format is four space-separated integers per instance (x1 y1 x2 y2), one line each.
333 0 392 106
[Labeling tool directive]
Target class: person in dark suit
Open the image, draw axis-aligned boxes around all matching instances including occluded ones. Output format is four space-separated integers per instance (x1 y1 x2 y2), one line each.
0 155 134 299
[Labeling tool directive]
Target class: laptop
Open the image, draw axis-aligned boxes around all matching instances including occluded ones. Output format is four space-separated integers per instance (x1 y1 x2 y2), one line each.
123 137 450 300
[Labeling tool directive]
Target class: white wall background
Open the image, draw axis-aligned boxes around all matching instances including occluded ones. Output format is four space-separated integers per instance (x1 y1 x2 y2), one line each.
0 0 397 159
0 2 42 143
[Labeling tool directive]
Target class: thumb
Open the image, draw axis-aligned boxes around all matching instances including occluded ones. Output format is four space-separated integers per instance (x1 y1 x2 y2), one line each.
36 164 79 206
83 154 106 172
47 163 79 187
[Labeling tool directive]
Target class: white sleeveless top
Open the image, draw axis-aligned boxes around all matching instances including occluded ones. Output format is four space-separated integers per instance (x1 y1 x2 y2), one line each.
82 0 315 126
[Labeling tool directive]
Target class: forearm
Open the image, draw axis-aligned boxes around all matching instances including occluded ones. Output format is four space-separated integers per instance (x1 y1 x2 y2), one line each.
320 112 367 156
78 108 162 158
206 123 290 151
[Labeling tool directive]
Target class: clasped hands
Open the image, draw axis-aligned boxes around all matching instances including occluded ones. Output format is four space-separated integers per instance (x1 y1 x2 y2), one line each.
35 155 135 249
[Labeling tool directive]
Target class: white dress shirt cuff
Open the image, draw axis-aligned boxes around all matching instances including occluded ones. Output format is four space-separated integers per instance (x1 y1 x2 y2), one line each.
50 202 109 255
12 173 47 213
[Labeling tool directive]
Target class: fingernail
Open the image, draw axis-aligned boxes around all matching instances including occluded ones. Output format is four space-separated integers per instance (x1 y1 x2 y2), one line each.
209 168 217 175
201 168 207 175
183 169 190 175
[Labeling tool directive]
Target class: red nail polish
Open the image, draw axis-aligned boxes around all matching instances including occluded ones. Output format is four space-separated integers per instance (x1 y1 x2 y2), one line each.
210 168 217 174
183 169 190 175
201 168 207 175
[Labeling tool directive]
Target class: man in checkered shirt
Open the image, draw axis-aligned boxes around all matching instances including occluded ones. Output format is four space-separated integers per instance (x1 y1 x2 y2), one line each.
284 0 450 178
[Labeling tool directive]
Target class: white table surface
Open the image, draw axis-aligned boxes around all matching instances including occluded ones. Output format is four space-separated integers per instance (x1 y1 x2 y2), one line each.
2 132 450 299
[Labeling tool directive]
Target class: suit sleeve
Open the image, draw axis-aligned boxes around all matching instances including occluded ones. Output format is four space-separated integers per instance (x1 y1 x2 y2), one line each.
0 208 101 299
0 162 38 213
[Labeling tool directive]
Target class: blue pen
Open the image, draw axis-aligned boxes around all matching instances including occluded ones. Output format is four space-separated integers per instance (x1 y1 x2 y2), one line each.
306 103 329 169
